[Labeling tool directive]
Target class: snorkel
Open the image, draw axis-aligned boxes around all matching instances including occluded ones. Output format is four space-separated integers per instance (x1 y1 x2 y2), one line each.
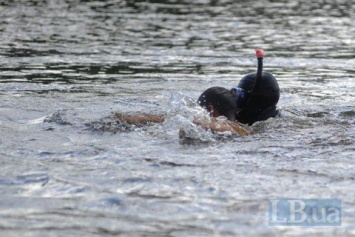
236 48 280 125
252 48 264 94
232 48 264 108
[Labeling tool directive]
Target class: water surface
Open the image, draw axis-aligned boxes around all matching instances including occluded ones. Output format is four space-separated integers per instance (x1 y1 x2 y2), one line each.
0 1 354 236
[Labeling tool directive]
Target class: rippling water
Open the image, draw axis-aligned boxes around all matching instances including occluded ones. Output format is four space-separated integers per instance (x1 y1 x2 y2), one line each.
0 1 354 236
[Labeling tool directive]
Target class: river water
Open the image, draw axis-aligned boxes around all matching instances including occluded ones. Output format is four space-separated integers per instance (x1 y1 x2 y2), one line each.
0 0 354 236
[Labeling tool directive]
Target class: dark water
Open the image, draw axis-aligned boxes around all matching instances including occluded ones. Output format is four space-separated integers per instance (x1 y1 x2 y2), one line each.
0 1 354 236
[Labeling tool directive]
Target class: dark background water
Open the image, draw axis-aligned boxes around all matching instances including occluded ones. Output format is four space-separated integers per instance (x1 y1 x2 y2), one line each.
0 1 354 236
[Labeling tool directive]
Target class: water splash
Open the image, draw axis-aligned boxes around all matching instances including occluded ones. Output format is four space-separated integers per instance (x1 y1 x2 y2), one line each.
161 92 216 143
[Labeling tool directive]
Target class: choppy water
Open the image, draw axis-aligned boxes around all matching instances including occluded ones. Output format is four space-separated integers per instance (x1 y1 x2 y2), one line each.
0 0 354 236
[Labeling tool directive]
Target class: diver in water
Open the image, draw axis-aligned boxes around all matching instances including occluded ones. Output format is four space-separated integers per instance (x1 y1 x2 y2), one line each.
198 48 280 126
112 48 279 136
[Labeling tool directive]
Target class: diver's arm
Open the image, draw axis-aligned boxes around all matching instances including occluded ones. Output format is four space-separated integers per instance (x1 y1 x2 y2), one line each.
112 113 249 136
193 118 250 136
113 112 165 125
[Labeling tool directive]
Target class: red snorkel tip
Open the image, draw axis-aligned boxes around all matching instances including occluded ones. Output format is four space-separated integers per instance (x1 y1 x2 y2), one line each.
255 48 264 58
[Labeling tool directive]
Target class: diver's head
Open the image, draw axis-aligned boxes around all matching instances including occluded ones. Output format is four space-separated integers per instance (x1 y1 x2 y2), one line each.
198 48 280 125
233 71 280 125
197 86 238 120
238 72 280 110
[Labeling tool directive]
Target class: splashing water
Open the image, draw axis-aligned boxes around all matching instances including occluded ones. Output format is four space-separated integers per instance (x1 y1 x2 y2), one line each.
162 92 216 143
